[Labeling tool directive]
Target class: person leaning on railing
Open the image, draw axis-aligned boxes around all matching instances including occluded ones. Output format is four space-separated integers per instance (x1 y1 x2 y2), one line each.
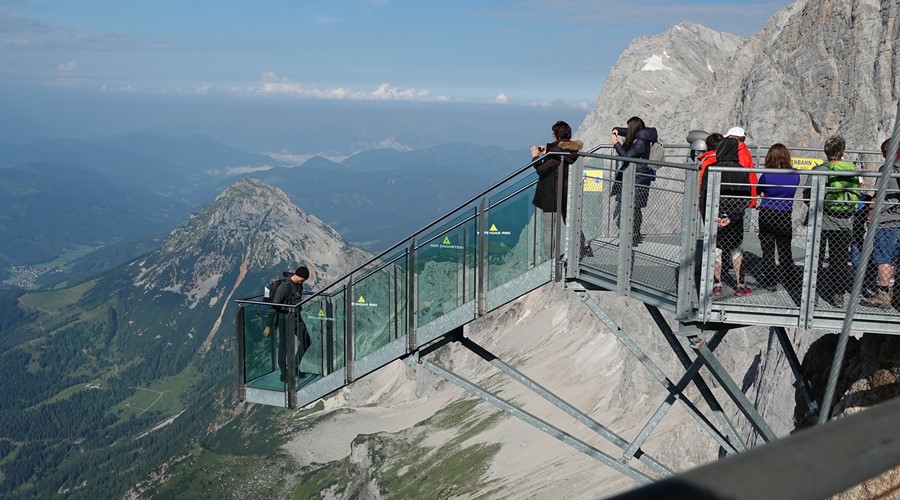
804 136 860 308
531 120 583 259
861 139 900 309
756 144 801 291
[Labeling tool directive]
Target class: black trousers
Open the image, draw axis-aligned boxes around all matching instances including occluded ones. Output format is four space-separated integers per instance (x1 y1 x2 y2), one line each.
819 228 852 295
758 208 794 286
276 317 311 376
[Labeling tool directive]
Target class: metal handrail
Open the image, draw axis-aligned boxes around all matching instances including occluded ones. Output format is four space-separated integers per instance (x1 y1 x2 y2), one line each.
295 152 566 303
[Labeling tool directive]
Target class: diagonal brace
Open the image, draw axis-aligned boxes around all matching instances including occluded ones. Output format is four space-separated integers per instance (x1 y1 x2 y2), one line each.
421 359 654 485
459 336 672 477
579 292 741 456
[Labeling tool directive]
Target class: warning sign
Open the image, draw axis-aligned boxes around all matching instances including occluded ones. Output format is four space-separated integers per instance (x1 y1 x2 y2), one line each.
583 169 604 192
484 224 511 236
429 235 464 250
791 157 824 170
306 309 335 322
353 295 377 307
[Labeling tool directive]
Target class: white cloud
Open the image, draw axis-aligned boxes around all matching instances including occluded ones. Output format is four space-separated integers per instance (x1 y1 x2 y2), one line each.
374 137 412 152
99 83 211 95
206 165 274 176
254 72 450 102
57 60 77 72
493 93 509 104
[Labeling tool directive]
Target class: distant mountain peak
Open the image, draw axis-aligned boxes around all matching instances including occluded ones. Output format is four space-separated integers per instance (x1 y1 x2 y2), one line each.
132 177 366 309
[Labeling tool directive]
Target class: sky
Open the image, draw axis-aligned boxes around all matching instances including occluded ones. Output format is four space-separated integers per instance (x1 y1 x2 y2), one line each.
0 0 794 156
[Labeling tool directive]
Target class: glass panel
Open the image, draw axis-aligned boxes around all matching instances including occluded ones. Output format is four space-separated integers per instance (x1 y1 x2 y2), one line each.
242 302 285 390
353 254 408 359
416 210 477 326
487 174 542 290
299 290 347 375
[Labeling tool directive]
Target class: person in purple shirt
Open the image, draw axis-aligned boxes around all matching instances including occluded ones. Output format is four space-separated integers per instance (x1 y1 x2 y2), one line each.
757 144 801 290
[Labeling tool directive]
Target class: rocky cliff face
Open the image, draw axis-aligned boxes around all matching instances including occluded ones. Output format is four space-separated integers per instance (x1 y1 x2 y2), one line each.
578 0 900 152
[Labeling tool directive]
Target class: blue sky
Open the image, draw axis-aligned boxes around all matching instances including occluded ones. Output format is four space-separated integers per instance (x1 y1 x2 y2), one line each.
0 0 793 154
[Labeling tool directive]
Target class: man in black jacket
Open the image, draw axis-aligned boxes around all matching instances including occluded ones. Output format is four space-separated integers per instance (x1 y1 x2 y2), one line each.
263 266 311 381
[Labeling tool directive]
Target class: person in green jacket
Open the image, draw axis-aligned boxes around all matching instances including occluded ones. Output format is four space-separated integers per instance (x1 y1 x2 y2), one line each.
809 136 860 308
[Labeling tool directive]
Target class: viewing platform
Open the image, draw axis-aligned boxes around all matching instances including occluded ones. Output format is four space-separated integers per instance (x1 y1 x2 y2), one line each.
235 127 900 492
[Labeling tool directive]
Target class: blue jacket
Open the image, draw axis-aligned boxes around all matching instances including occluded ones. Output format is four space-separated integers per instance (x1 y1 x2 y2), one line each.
612 127 658 206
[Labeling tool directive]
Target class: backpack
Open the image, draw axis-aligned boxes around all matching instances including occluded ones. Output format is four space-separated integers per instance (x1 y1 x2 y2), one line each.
649 141 665 163
823 161 860 217
263 278 288 303
648 141 665 180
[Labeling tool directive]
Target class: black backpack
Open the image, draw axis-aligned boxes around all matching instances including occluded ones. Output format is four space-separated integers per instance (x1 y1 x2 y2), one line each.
263 278 287 303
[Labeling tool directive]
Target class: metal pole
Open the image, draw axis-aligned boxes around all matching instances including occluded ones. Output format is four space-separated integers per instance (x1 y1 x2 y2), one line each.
236 305 246 402
345 277 355 384
407 239 416 352
771 327 819 420
477 197 487 317
818 101 900 424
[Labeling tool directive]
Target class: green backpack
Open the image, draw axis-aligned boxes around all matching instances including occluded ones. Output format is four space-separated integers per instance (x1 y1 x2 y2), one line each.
823 161 860 216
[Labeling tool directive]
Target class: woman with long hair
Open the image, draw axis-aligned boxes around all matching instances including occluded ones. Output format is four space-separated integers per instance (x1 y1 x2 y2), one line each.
610 116 658 246
757 143 800 290
531 120 583 259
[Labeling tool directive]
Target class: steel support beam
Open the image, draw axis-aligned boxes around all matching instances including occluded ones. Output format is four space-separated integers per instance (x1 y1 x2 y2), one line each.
579 292 741 456
421 360 655 485
457 337 672 477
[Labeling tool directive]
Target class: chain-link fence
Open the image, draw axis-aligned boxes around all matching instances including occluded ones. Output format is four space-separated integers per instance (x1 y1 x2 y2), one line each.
572 144 900 327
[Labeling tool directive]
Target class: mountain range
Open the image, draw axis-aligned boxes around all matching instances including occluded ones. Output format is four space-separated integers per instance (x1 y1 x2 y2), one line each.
0 134 527 287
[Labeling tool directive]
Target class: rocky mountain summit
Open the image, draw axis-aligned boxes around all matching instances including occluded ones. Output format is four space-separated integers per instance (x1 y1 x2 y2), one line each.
133 177 368 310
578 0 900 152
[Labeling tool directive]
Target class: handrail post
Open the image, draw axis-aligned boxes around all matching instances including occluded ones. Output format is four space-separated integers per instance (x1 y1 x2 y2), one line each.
407 239 417 352
698 170 723 322
477 196 487 317
677 164 701 319
286 307 298 408
617 161 636 295
553 154 565 282
800 175 825 327
345 276 355 384
236 304 246 403
567 156 584 280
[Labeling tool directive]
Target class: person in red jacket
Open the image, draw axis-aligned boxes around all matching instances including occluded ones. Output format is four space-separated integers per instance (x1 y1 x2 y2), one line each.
725 127 758 208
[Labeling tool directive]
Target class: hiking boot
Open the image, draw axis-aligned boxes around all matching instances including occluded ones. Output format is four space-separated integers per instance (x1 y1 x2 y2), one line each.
736 286 753 297
862 289 893 309
712 284 723 296
828 293 845 308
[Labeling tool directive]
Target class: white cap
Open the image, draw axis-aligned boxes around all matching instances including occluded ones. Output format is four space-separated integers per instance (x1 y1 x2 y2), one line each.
725 126 746 138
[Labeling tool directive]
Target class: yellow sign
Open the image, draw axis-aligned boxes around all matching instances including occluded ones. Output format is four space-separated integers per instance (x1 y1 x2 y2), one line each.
442 236 451 245
583 169 604 191
791 157 824 170
489 224 499 232
357 296 366 303
317 309 326 317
